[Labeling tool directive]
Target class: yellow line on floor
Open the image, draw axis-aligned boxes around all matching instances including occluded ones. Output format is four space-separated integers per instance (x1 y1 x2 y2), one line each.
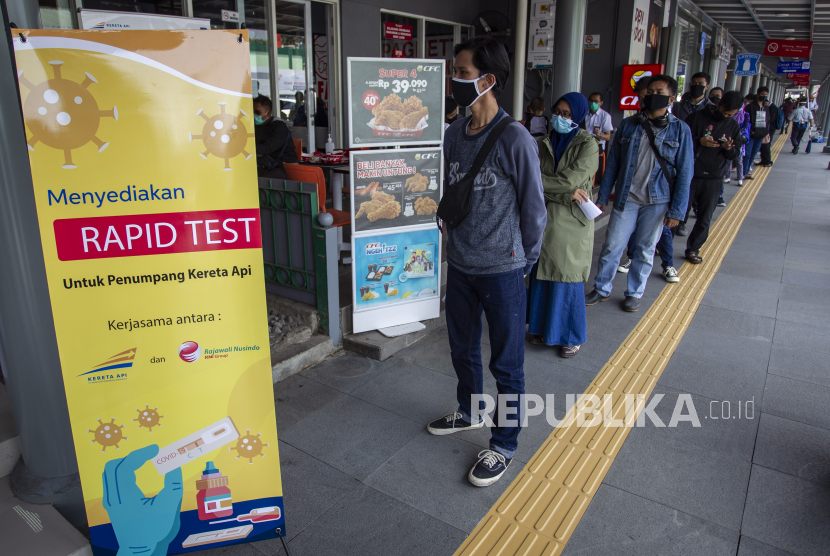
453 132 789 556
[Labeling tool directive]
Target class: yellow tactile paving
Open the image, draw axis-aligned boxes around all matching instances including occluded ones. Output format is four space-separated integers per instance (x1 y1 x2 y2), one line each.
454 132 789 556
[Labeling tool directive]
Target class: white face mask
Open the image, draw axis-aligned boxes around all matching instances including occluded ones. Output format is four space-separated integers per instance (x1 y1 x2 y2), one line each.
451 74 495 107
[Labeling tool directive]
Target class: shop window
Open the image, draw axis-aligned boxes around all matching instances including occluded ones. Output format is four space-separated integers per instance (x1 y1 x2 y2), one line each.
192 0 239 29
381 13 419 58
246 0 272 101
39 0 76 28
82 0 183 16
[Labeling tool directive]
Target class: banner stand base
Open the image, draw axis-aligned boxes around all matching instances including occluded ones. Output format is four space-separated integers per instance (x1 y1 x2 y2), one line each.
379 322 426 337
10 459 85 526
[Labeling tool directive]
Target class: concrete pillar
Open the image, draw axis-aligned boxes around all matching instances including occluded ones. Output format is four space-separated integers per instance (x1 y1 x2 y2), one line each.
512 0 528 119
663 26 682 81
725 58 738 91
551 0 587 103
740 75 751 97
0 7 83 525
751 72 760 94
821 81 830 151
5 0 41 28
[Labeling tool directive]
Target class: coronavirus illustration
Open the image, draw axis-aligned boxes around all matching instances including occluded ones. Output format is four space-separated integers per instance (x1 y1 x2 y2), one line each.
88 418 127 452
17 60 118 169
189 102 254 170
230 430 268 464
133 405 164 432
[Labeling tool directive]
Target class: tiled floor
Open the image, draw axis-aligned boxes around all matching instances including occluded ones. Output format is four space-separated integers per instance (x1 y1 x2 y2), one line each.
219 136 830 556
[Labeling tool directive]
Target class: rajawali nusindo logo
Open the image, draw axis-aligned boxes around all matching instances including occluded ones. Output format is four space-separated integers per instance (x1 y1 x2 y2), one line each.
178 341 201 362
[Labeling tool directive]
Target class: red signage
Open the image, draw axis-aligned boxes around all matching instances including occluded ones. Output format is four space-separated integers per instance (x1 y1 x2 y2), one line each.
384 22 412 41
764 40 812 58
790 73 810 86
53 209 262 261
618 64 664 110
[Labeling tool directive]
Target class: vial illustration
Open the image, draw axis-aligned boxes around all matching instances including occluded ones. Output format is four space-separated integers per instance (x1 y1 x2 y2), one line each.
196 461 233 520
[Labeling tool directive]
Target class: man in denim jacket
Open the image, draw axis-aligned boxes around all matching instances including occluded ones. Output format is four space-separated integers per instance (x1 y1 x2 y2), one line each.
586 74 693 312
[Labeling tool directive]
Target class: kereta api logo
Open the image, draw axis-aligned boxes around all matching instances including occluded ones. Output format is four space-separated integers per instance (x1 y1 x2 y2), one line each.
77 348 136 383
179 341 201 362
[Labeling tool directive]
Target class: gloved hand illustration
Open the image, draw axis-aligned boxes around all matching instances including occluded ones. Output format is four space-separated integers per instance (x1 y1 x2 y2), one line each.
102 444 183 556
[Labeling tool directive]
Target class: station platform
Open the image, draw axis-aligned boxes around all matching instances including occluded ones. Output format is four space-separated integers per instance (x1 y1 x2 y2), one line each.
254 132 828 556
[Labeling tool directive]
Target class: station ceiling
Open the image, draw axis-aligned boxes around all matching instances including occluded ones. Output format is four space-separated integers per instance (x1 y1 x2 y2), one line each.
695 0 828 88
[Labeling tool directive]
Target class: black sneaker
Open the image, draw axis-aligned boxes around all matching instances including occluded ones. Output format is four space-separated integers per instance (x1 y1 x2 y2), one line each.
585 289 609 305
676 223 688 236
468 449 511 487
427 412 484 436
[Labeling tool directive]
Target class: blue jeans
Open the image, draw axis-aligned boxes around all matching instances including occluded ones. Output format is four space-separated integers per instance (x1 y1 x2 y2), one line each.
596 202 669 298
627 225 674 269
743 138 763 175
446 265 526 459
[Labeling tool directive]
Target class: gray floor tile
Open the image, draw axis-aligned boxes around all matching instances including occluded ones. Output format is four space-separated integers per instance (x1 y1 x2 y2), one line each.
562 484 738 556
768 345 830 389
715 259 784 283
737 536 799 556
781 268 830 290
394 326 493 379
350 359 458 424
272 441 360 543
273 373 345 435
658 352 767 408
687 305 776 341
674 327 772 372
279 395 423 481
775 300 830 328
365 431 522 533
300 353 387 394
741 465 830 556
721 240 787 268
286 484 467 556
196 542 272 556
772 319 830 355
778 282 830 306
762 374 830 431
603 428 752 531
752 413 830 488
699 274 782 318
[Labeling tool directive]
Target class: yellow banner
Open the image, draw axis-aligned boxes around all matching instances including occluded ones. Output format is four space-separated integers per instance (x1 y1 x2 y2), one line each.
14 29 284 554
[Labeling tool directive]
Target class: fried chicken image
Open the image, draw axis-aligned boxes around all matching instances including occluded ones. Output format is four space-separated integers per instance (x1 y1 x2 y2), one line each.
375 110 404 130
414 196 438 215
372 93 403 117
400 107 429 130
402 95 424 114
405 173 429 193
355 190 400 222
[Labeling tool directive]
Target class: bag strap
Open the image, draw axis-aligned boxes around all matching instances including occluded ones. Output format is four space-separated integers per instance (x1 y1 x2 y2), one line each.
640 121 676 194
464 116 514 184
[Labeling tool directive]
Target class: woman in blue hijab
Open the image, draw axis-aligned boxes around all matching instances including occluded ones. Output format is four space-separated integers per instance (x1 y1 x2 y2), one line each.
527 92 599 358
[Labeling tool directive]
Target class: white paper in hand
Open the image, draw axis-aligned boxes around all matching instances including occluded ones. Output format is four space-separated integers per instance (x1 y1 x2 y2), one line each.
578 198 603 220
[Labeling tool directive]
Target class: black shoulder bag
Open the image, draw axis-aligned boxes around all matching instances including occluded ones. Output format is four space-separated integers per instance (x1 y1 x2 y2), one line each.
437 116 514 229
640 122 676 196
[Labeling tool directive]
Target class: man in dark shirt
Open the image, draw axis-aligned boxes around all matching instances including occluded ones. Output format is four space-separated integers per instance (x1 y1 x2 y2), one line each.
758 87 779 167
684 91 743 264
742 93 769 179
254 95 297 179
672 72 714 123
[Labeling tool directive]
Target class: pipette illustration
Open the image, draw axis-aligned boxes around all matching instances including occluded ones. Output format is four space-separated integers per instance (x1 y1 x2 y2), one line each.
209 506 281 525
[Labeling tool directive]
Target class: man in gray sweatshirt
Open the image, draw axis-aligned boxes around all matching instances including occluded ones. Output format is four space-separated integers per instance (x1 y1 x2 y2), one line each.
426 36 546 488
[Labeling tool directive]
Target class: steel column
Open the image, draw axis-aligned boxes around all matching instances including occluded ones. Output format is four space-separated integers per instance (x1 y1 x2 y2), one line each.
551 0 586 104
724 57 737 91
512 0 529 120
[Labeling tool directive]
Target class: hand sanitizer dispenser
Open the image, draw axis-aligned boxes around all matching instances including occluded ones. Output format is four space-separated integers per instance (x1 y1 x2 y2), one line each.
325 134 334 154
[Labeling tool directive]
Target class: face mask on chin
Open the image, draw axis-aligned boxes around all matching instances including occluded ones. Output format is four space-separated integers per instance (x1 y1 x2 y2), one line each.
452 74 494 108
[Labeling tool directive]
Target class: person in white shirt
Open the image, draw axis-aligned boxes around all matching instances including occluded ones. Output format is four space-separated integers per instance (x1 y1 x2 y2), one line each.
585 92 614 150
808 95 819 114
789 101 815 154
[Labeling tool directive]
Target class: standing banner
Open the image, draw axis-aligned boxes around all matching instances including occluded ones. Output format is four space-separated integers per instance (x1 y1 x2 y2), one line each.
347 57 445 147
13 29 285 554
349 148 442 333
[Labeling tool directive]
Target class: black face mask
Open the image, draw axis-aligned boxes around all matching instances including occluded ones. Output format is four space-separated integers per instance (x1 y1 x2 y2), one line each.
642 94 671 111
690 84 706 98
709 96 721 105
758 95 768 102
446 114 458 124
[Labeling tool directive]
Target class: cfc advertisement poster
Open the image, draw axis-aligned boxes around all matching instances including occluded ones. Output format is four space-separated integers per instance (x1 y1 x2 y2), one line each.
13 30 285 554
347 57 446 147
350 147 442 233
352 229 441 333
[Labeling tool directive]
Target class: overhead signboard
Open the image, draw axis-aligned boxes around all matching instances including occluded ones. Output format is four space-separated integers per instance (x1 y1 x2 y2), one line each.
14 29 285 555
735 53 760 76
349 148 442 334
699 32 706 55
629 0 650 63
618 63 663 110
347 58 445 147
78 8 209 30
764 39 812 58
777 60 811 74
789 73 810 86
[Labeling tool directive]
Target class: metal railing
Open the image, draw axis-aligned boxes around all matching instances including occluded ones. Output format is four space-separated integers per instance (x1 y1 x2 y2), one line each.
258 178 336 338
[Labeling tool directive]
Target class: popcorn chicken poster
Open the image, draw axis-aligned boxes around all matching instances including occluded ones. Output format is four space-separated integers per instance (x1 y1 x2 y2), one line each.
13 30 285 554
347 57 446 146
350 148 442 232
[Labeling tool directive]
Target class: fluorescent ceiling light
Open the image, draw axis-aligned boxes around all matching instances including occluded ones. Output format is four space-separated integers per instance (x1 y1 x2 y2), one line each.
782 28 796 32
